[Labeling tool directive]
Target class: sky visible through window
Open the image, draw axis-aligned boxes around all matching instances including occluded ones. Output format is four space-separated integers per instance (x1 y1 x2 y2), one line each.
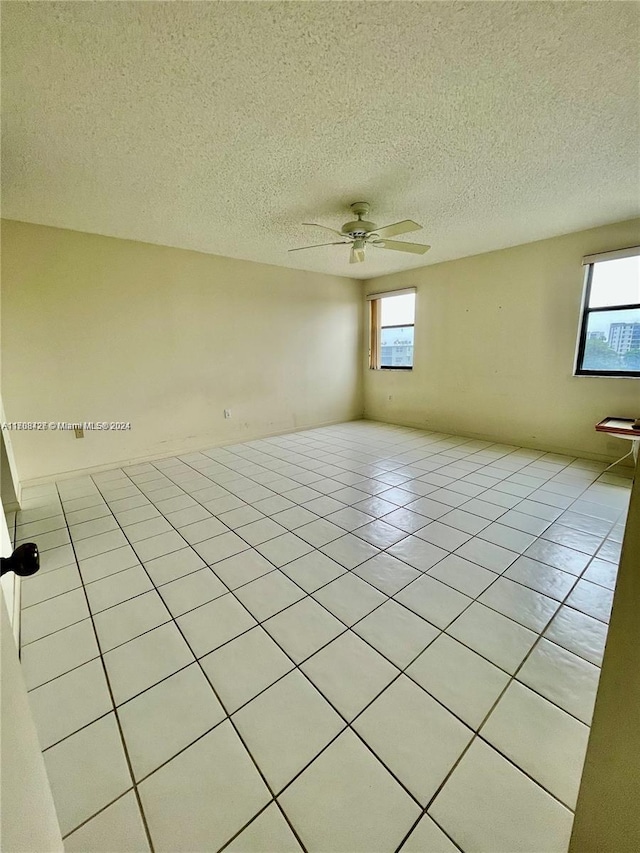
587 256 639 327
381 293 415 326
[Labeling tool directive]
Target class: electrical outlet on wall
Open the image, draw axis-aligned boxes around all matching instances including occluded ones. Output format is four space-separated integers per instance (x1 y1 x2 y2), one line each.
74 428 84 439
224 409 231 419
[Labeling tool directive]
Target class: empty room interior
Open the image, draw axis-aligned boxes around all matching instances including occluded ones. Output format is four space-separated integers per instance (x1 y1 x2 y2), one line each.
1 2 640 853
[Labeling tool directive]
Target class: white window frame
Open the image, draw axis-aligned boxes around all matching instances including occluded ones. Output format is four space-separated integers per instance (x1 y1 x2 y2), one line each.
367 288 416 370
574 246 640 378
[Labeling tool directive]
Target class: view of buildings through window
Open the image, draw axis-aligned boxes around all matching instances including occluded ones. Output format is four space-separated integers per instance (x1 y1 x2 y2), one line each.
578 254 640 375
380 293 415 368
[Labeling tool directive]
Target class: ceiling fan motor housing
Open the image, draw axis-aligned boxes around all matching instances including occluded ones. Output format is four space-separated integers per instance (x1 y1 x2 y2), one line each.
342 202 377 237
342 220 378 237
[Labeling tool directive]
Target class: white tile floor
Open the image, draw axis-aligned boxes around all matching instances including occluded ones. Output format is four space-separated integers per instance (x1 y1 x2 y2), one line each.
11 420 632 853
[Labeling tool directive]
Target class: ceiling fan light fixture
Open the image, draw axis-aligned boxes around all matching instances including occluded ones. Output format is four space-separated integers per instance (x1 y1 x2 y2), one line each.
350 239 366 264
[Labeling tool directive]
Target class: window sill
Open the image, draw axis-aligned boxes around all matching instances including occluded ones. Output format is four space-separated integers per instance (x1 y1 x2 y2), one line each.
573 372 640 379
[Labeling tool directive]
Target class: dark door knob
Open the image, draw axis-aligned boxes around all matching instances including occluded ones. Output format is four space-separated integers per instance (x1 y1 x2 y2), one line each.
0 543 40 577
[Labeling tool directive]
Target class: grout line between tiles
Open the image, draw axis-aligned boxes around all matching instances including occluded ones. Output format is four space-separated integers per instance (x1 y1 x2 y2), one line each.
54 483 157 853
399 534 608 840
60 787 136 842
96 464 594 827
86 472 311 853
26 456 620 708
21 501 615 672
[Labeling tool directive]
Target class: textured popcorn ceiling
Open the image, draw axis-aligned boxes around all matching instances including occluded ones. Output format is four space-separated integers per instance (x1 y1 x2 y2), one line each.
2 1 639 279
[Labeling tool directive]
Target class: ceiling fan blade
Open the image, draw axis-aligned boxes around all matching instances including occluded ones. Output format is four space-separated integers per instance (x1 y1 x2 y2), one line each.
373 239 431 255
302 223 345 238
349 245 365 264
288 241 349 253
371 219 422 239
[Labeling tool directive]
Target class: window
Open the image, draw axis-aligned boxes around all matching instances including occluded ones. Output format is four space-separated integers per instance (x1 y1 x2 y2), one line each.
368 288 416 369
575 247 640 377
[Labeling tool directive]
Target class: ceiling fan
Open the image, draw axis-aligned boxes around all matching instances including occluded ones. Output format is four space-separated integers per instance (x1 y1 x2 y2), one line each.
289 202 431 264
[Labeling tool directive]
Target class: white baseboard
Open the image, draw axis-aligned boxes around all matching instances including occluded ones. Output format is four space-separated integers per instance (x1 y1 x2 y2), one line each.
17 412 633 491
18 413 366 489
363 414 635 469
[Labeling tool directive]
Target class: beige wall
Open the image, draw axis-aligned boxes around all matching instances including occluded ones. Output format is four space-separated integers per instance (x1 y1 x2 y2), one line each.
1 495 20 644
363 218 640 461
0 592 64 853
1 220 364 483
3 217 639 485
2 434 19 510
